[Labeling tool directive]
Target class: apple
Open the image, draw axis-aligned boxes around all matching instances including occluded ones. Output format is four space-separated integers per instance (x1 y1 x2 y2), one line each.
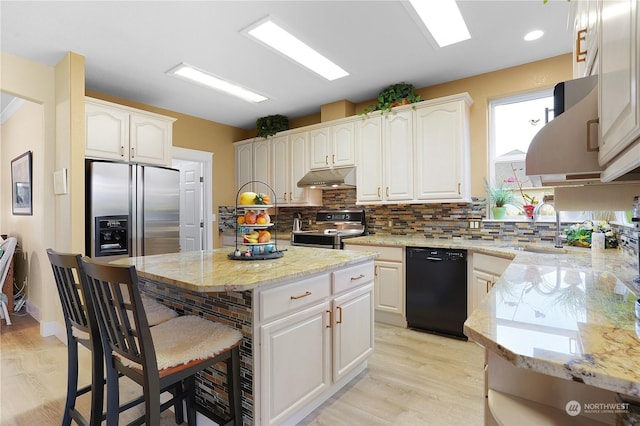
244 210 257 224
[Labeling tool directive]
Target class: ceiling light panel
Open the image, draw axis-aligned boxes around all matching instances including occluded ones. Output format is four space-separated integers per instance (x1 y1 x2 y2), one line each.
409 0 470 47
167 63 268 103
246 18 349 81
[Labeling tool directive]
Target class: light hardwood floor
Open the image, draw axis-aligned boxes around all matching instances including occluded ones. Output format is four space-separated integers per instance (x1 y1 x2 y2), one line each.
1 314 484 425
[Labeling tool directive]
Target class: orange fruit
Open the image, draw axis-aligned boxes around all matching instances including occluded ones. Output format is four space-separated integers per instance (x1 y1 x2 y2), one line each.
237 216 245 224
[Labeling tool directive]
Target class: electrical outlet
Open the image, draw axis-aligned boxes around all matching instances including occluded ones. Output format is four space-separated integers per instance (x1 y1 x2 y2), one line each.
388 220 393 227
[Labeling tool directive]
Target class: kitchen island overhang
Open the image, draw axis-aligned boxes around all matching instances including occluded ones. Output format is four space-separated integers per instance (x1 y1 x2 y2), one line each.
114 246 378 425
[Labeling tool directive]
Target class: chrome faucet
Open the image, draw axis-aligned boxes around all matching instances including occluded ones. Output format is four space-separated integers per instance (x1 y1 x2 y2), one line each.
533 195 563 248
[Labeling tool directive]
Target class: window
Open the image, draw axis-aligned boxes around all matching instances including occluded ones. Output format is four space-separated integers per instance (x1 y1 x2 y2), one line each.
489 89 554 219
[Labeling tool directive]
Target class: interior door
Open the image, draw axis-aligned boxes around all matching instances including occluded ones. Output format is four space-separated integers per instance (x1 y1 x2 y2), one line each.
178 161 203 252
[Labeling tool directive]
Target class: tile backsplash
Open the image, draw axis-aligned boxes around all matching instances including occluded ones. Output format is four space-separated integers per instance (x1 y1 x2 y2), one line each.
219 188 638 257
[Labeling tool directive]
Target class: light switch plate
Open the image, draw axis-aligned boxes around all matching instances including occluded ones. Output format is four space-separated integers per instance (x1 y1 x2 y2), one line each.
53 168 68 195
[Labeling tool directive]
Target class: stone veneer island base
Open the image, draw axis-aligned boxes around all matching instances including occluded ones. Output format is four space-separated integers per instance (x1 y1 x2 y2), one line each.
115 246 378 426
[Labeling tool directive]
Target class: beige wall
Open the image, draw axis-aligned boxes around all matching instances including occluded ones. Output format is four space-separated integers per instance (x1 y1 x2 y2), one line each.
86 91 250 248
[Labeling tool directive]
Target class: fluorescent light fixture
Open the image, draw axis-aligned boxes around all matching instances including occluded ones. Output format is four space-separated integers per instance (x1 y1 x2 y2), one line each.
409 0 470 47
524 30 544 41
247 19 349 81
167 63 268 103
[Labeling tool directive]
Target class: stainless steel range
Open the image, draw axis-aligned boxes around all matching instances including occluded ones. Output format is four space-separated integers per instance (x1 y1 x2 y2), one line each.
291 210 366 249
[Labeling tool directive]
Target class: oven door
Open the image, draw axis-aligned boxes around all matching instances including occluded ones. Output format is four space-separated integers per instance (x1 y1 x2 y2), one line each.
291 233 339 249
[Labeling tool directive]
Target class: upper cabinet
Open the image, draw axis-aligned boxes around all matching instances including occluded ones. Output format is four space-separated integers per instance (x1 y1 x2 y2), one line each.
414 96 471 201
309 120 356 170
356 94 472 205
598 0 640 179
85 97 175 166
570 0 600 78
235 135 321 206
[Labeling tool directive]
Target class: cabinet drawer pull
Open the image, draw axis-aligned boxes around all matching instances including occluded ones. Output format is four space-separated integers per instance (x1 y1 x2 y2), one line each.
576 28 587 63
374 265 378 276
332 154 335 164
377 187 381 197
325 155 329 165
458 183 461 195
386 187 389 197
290 291 312 300
350 274 365 281
336 306 343 324
586 118 599 152
326 310 332 328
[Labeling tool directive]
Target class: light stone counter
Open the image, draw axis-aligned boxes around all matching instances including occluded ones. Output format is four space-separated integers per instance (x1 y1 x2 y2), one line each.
115 245 378 293
347 234 640 397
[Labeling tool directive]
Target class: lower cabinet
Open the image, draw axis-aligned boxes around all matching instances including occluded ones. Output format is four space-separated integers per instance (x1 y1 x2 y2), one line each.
469 252 512 315
257 261 374 425
344 244 406 327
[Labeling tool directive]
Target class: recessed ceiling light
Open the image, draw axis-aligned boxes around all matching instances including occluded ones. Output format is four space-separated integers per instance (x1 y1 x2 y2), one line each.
246 18 349 81
524 30 544 41
167 63 268 103
409 0 471 47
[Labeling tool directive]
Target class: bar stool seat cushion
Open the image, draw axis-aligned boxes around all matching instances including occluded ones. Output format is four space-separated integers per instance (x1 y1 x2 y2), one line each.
116 315 243 371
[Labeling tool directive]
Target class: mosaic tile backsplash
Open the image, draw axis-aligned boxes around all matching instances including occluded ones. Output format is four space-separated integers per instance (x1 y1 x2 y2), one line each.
219 188 638 256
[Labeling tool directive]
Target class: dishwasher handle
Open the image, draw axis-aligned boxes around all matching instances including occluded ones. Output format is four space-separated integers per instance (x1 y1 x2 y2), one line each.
426 256 443 261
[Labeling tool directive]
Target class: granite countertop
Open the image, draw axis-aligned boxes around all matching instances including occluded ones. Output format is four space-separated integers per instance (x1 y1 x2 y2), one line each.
113 245 377 293
347 234 640 396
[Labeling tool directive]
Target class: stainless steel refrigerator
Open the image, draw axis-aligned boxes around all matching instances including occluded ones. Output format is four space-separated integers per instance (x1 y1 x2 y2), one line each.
86 159 180 260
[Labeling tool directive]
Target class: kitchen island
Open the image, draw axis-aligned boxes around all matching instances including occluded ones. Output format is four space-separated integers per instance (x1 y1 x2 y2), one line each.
345 235 640 425
115 246 377 426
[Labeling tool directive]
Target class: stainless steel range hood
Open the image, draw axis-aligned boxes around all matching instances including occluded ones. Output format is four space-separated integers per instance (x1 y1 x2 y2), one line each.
526 77 603 186
297 166 356 189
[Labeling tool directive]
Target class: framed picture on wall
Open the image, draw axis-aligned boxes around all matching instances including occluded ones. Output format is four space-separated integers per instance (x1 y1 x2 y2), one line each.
11 151 32 215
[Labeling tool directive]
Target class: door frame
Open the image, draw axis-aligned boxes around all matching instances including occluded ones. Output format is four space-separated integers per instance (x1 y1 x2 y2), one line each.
172 147 213 250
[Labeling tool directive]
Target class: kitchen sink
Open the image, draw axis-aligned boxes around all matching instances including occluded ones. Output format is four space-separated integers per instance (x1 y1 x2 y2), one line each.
501 245 573 255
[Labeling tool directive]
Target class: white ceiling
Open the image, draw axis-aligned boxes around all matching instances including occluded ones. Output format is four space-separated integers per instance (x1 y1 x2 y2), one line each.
0 1 572 129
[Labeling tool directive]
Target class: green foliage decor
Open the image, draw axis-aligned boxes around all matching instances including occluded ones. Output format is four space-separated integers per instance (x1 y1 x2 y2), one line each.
256 114 289 138
362 82 423 115
485 179 514 207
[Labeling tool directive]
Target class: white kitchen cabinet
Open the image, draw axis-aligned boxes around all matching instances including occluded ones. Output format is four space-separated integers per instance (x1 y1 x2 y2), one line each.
355 115 384 203
85 97 174 166
253 138 270 189
414 96 471 202
598 0 640 171
256 261 374 425
383 110 414 202
469 252 512 315
356 110 413 204
260 301 332 425
332 283 374 382
309 121 356 170
570 0 599 78
234 140 254 191
271 132 322 206
356 95 471 205
344 243 406 327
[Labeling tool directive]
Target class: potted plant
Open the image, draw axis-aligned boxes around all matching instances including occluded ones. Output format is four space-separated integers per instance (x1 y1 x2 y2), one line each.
256 114 289 138
486 179 514 220
361 82 423 115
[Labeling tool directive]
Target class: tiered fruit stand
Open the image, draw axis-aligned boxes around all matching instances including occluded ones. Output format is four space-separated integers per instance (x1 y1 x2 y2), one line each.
228 181 284 260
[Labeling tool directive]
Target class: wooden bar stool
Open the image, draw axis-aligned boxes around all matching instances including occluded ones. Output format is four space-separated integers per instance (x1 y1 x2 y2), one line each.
46 249 181 425
80 257 243 426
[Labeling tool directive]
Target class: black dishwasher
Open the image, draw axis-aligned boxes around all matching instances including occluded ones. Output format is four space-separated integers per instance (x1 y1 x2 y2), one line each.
406 247 467 339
